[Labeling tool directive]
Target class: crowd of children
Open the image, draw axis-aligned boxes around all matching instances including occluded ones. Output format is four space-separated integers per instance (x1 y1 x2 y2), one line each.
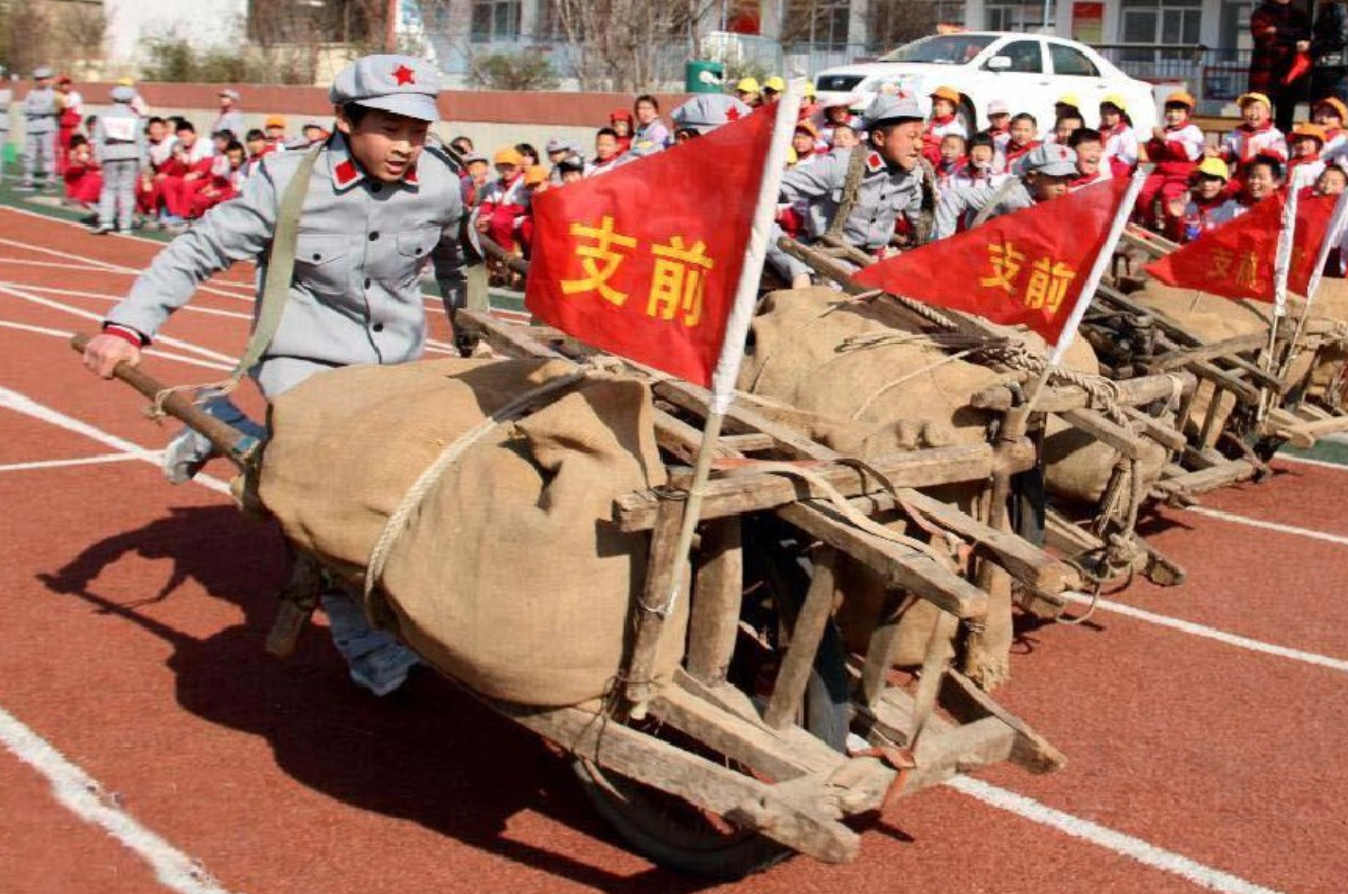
32 72 1348 269
45 83 331 234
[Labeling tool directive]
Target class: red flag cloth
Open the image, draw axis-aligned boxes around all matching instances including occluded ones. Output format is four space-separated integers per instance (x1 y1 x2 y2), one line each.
1144 192 1335 300
1284 50 1312 85
524 108 774 386
851 178 1131 343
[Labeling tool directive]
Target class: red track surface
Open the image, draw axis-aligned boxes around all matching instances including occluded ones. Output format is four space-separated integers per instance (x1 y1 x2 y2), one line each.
1 207 1345 894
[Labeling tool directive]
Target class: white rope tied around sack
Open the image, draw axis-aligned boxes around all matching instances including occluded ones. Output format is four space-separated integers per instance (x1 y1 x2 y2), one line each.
362 368 596 606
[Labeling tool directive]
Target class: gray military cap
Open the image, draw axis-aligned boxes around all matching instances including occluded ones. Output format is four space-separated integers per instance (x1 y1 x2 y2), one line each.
219 88 241 101
328 54 441 122
864 92 924 129
545 136 572 154
670 94 753 135
1016 143 1079 177
110 85 136 103
33 66 54 80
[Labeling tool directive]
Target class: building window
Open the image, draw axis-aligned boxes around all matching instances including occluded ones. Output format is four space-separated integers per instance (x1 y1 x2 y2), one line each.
783 0 851 50
471 0 522 42
984 2 1055 33
1119 0 1201 60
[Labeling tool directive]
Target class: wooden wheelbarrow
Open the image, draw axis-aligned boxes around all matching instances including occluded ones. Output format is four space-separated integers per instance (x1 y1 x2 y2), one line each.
72 326 1066 877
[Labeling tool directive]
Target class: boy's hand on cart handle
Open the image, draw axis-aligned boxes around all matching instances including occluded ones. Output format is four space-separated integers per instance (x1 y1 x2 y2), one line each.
82 333 141 379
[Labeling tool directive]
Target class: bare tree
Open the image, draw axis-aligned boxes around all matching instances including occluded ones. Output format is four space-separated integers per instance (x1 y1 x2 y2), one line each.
554 0 716 91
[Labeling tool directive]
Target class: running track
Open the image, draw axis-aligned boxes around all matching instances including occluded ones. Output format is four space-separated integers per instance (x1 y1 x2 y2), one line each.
1 206 1345 894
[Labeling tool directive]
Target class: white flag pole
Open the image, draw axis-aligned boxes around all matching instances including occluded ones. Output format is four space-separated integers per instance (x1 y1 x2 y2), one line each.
1259 168 1310 419
1279 185 1348 379
644 81 802 621
1020 169 1147 413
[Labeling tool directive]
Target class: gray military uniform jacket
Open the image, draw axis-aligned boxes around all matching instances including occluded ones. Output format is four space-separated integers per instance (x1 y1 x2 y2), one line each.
107 133 467 397
0 86 10 133
92 104 143 163
932 178 1034 240
778 147 926 249
22 86 56 134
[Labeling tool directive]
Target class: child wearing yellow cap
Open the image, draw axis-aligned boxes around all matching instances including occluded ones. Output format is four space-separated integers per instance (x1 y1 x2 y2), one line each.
1099 94 1138 178
1169 157 1234 243
1209 93 1288 190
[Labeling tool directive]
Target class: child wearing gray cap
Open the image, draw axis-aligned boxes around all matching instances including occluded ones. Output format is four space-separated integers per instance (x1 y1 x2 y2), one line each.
82 55 467 698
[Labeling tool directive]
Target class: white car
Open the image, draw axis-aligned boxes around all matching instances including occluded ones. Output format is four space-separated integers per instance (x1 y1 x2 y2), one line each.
814 32 1157 136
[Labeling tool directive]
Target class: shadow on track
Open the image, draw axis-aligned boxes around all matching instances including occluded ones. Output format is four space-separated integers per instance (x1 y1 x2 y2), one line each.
37 504 721 891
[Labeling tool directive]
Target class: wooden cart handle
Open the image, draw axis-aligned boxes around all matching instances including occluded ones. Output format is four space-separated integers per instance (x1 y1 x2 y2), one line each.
69 332 257 468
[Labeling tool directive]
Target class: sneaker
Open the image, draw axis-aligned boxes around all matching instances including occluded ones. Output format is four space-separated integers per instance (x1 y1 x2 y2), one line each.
346 641 423 697
161 424 214 484
92 225 113 236
13 184 35 192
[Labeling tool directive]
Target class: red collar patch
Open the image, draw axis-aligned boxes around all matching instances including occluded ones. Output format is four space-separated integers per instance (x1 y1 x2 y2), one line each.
865 151 884 172
393 64 417 86
403 162 419 185
333 157 363 189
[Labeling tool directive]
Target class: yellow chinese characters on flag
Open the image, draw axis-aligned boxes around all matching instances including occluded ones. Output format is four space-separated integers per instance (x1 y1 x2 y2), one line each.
1145 192 1336 301
525 108 775 386
853 178 1131 344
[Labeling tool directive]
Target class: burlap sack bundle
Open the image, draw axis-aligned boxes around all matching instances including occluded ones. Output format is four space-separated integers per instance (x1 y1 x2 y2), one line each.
1129 282 1315 445
259 357 674 707
740 288 1151 684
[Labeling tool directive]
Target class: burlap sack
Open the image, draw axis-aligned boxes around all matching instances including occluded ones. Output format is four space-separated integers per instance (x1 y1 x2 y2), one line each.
1127 281 1328 445
259 357 675 707
740 288 1148 684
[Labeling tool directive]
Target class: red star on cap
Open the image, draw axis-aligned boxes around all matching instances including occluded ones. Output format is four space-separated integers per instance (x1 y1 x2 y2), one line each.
393 64 416 86
725 105 741 121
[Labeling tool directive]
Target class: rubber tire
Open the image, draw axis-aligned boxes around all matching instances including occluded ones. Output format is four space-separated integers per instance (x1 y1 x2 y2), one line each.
572 758 791 879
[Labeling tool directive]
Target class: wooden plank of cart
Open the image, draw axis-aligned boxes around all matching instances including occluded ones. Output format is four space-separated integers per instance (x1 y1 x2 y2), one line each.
1108 224 1348 498
450 309 1075 875
73 321 1068 877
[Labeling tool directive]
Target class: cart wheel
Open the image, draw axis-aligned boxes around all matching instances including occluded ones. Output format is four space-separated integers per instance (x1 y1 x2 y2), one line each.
572 756 791 878
572 519 851 877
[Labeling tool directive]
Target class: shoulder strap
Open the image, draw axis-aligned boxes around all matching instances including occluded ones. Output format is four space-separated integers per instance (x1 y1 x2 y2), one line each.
825 147 871 242
225 146 323 388
970 176 1024 230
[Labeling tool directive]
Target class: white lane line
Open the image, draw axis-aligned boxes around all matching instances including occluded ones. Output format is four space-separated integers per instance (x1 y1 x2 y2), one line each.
0 319 234 373
1275 453 1348 472
0 231 255 303
7 283 254 321
1184 505 1348 548
949 777 1290 894
0 258 112 273
0 386 231 496
0 452 150 473
0 282 239 364
0 705 237 894
1062 592 1348 673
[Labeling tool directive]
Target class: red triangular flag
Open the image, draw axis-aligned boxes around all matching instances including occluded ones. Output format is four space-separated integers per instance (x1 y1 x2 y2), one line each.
852 178 1131 343
1145 192 1334 300
524 109 775 386
1284 50 1312 85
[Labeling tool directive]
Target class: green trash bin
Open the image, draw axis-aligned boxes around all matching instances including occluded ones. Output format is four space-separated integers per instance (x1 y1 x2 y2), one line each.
685 60 724 93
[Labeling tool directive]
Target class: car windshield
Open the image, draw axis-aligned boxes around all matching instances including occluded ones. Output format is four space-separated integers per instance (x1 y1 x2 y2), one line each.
879 34 997 65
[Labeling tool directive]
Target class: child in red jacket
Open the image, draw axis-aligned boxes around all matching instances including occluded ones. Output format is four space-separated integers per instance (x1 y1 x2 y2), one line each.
1136 91 1205 231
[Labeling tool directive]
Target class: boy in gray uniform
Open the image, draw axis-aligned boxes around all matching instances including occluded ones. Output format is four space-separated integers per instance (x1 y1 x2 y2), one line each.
931 143 1079 240
767 92 929 287
92 85 144 234
82 55 467 697
18 66 57 191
